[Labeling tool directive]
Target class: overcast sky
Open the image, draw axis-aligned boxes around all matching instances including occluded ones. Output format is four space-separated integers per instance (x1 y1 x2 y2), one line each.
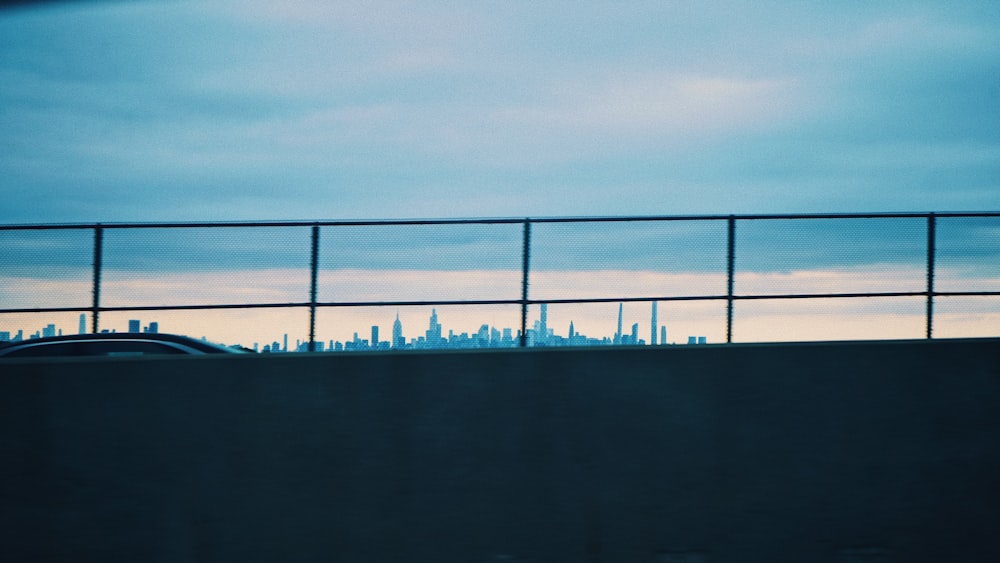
1 0 998 224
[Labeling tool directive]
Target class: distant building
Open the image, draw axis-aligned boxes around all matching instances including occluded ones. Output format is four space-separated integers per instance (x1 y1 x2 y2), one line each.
392 312 404 348
650 301 658 345
614 303 623 344
128 319 140 333
426 309 443 344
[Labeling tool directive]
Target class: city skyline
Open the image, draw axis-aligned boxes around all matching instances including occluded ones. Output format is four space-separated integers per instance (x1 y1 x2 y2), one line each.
5 288 999 353
0 302 708 352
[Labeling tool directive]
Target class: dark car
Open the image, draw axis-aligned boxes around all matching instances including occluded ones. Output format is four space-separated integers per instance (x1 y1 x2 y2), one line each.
0 332 248 358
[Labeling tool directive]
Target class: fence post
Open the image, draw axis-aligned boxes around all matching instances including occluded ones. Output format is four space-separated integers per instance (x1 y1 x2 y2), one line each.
520 219 531 347
726 215 736 343
308 224 320 351
91 224 103 334
926 213 936 339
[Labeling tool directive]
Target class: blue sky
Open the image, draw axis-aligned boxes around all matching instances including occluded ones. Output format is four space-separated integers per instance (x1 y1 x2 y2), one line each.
1 0 998 224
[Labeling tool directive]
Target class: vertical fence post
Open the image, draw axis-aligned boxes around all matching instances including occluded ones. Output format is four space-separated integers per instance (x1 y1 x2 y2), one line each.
308 224 320 352
520 219 531 347
726 215 736 343
926 213 936 339
91 224 103 334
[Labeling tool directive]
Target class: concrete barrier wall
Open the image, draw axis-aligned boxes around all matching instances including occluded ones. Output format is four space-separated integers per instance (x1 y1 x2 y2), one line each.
1 338 998 562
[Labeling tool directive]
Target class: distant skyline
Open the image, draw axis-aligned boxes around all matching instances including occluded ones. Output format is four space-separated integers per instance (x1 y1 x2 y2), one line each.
4 285 998 351
2 1 999 224
0 302 702 351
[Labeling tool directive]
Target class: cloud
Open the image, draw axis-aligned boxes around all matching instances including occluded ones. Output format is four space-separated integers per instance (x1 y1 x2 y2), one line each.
496 74 806 139
0 1 998 223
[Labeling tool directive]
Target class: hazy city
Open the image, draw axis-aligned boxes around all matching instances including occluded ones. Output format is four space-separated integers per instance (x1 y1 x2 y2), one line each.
0 302 712 353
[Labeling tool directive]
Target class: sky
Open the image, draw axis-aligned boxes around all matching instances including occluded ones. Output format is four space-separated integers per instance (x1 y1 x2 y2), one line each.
1 1 999 347
1 0 999 223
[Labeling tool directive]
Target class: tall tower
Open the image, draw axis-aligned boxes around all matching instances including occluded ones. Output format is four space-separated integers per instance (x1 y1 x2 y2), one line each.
392 311 404 348
427 308 442 343
538 303 548 345
615 303 623 344
650 301 658 345
79 313 86 335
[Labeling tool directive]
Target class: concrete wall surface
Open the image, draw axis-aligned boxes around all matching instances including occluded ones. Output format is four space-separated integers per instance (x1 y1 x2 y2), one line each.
1 338 999 562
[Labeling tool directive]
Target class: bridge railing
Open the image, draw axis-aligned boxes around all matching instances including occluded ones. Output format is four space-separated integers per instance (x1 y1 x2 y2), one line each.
1 212 998 349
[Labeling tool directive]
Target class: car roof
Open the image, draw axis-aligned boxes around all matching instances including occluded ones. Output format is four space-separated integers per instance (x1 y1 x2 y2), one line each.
0 332 245 356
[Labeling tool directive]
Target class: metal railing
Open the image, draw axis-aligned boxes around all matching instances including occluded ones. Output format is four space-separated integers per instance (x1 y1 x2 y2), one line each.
2 212 999 348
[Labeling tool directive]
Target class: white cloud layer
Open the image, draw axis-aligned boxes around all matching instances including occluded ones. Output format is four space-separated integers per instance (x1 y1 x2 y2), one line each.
0 0 998 222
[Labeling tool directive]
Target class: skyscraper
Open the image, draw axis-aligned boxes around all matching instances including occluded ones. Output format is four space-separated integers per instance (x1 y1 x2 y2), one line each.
426 309 442 343
615 303 623 345
650 301 658 345
392 312 404 348
79 313 86 335
128 319 140 333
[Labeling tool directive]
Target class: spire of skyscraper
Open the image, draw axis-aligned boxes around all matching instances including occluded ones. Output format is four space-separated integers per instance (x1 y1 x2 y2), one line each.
651 301 658 345
393 311 404 348
615 302 623 345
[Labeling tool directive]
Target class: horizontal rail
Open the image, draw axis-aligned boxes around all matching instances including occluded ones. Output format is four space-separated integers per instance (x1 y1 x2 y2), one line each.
3 290 998 316
3 211 1000 231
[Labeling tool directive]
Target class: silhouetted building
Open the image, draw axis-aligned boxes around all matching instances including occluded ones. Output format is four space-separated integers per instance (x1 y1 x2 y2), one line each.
393 312 404 348
615 303 623 344
426 309 443 344
651 301 658 345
